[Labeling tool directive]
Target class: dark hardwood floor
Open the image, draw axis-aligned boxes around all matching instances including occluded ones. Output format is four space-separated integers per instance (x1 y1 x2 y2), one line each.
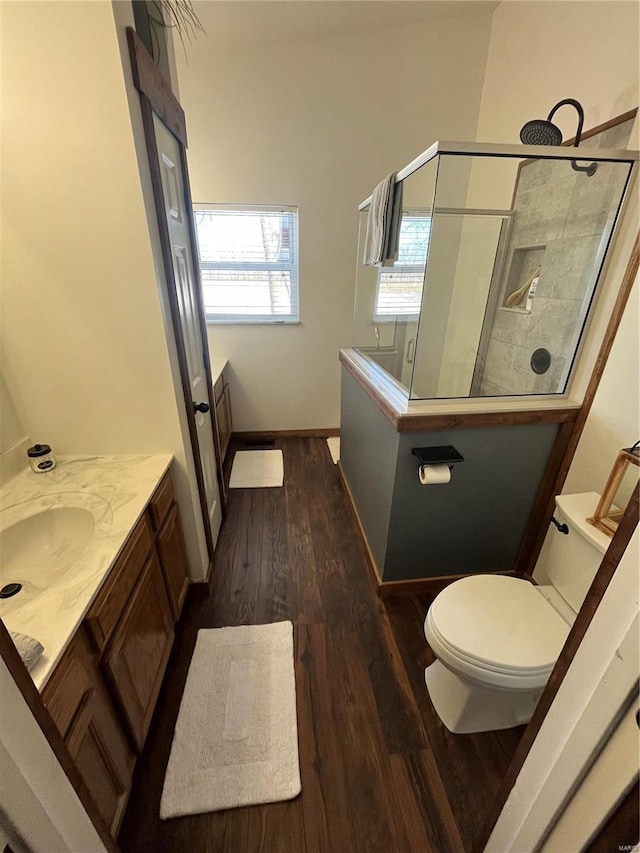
119 437 522 853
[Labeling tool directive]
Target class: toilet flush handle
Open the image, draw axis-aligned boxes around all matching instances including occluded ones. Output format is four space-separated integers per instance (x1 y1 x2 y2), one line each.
551 515 569 535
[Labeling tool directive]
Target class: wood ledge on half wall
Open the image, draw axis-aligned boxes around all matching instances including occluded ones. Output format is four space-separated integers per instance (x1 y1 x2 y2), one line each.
339 348 581 433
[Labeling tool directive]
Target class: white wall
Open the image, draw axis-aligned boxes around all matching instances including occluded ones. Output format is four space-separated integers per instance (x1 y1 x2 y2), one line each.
475 1 640 145
174 5 494 430
1 2 176 453
0 364 25 454
0 1 208 578
565 277 639 494
475 2 640 845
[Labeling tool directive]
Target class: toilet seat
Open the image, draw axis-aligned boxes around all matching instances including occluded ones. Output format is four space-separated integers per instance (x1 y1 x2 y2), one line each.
425 575 571 690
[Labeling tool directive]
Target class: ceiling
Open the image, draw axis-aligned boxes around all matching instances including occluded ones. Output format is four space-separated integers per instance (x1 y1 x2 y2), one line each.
188 1 500 51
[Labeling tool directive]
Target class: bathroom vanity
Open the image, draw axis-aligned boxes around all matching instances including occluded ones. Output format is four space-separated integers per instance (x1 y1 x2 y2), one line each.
0 455 190 838
212 359 233 463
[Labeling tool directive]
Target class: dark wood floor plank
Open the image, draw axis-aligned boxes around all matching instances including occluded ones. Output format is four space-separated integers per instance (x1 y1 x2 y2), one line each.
324 624 402 853
283 441 324 625
383 594 524 851
119 437 521 853
295 623 353 853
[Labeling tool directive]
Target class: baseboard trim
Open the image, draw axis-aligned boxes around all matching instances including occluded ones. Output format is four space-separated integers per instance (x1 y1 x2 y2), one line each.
191 556 215 587
233 428 340 441
336 461 383 593
378 570 516 597
336 461 517 598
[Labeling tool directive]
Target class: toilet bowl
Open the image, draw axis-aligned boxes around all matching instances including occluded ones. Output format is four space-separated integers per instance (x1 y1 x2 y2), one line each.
424 492 610 734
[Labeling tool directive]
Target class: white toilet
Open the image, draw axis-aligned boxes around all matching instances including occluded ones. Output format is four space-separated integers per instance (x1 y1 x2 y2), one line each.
424 492 611 734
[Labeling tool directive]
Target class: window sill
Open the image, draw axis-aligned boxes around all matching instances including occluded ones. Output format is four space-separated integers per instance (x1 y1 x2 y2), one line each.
206 318 301 326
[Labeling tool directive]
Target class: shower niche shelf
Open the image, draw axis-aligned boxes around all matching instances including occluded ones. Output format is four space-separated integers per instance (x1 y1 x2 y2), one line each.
502 244 547 311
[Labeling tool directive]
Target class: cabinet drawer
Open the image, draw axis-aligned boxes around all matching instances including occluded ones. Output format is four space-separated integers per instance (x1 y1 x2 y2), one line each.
85 514 153 652
102 552 174 752
148 469 175 531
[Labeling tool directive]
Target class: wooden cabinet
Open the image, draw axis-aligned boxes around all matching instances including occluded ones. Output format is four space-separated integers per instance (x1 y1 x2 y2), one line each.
150 469 190 621
85 515 153 652
156 501 190 620
214 366 232 462
42 466 192 838
148 470 175 532
102 552 174 752
42 627 135 836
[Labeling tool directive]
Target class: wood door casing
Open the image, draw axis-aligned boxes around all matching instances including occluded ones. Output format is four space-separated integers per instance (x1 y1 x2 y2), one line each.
153 114 222 551
156 501 190 620
102 552 174 752
128 25 226 567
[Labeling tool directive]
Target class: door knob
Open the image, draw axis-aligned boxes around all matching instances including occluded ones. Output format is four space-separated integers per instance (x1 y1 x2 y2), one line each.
193 401 210 414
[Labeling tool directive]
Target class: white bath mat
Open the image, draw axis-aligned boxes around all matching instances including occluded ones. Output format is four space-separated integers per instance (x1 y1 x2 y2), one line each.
229 449 284 488
160 621 300 818
327 436 340 464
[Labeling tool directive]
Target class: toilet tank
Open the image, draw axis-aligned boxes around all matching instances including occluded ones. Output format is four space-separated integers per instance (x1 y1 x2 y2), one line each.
547 492 611 614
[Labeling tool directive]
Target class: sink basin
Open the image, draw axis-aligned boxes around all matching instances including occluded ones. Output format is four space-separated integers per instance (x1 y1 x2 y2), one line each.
0 506 95 613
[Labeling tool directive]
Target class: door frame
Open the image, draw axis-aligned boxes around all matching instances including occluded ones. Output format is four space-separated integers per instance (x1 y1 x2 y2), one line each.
126 27 226 564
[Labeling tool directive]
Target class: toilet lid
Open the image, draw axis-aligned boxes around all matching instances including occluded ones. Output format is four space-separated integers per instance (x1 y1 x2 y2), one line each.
429 575 571 672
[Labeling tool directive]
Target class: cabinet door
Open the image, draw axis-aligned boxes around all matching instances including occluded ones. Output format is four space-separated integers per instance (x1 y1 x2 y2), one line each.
42 627 134 838
102 553 174 752
216 384 232 461
65 688 132 835
156 501 190 620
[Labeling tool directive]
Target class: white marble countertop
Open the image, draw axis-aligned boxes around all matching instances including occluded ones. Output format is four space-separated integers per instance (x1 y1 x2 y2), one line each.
210 358 229 384
0 454 172 690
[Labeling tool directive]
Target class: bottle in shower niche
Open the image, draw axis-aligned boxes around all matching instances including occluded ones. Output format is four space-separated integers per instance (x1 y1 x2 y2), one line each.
524 266 542 312
27 443 57 472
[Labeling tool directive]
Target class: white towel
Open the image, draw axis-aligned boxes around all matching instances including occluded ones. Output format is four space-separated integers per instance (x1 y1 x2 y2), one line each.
363 173 403 266
384 178 403 264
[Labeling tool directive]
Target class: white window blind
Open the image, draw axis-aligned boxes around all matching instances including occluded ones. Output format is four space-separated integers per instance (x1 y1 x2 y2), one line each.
193 204 299 323
375 212 431 319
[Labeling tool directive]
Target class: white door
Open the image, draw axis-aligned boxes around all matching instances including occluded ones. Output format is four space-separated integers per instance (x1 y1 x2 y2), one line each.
153 115 222 548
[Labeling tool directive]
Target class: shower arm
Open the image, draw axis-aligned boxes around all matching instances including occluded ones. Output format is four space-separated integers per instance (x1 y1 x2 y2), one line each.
547 99 593 174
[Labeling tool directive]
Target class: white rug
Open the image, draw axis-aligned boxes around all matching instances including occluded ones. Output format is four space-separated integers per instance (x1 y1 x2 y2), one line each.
229 449 284 488
160 621 300 818
327 436 340 464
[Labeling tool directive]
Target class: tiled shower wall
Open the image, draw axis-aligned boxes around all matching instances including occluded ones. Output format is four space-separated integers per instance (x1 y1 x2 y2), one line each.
479 118 633 396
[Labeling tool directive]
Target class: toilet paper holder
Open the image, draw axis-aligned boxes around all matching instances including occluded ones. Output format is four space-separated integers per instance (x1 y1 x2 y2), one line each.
412 445 464 471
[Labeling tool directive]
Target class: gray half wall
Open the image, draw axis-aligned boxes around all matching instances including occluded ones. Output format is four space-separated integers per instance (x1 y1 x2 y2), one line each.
340 368 399 575
385 424 558 580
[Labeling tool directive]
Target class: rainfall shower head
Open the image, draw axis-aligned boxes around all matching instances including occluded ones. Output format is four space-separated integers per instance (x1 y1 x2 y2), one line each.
520 119 563 147
519 98 598 176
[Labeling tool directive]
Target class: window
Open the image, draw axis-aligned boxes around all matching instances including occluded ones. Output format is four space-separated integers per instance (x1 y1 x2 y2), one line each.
375 211 431 319
193 204 299 323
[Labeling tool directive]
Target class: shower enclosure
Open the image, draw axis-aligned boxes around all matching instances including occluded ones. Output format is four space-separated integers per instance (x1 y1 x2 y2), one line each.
353 128 637 401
